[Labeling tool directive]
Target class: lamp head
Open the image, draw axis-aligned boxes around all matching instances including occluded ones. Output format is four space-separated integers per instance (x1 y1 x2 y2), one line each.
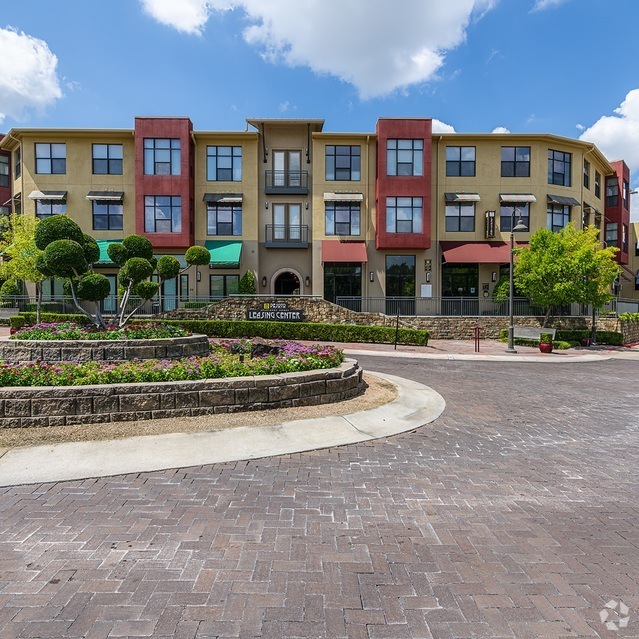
513 218 527 232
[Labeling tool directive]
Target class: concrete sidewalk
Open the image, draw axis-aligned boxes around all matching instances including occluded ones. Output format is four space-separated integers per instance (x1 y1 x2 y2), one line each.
0 372 445 487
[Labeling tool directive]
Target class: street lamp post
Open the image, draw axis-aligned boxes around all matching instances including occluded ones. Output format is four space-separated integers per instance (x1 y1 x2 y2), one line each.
506 209 528 353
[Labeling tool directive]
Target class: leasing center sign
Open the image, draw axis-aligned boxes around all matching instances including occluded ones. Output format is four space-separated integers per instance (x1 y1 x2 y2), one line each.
247 301 304 322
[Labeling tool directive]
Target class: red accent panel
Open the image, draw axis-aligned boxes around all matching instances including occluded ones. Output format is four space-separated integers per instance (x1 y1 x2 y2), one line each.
605 160 630 265
375 119 432 250
134 118 194 250
441 241 528 264
321 240 368 263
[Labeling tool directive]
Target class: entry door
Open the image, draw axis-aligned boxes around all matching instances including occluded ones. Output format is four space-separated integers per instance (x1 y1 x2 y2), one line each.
273 151 301 187
162 278 177 311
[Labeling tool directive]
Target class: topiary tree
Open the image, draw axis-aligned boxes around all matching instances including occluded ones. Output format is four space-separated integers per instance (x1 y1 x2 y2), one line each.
238 270 256 294
34 215 211 329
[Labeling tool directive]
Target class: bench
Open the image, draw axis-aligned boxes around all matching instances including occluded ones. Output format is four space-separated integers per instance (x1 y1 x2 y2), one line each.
513 326 556 341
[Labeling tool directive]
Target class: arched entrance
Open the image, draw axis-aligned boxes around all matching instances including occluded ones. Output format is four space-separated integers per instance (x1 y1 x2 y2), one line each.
274 271 300 295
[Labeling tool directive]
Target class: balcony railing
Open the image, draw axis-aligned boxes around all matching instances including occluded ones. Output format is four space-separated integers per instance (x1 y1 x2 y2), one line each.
265 170 309 194
265 224 309 248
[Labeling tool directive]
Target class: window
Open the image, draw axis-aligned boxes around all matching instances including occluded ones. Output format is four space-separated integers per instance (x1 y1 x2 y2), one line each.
594 171 601 198
547 203 570 232
143 138 180 175
386 197 422 233
207 204 242 236
92 201 123 230
385 256 416 293
500 203 530 232
179 274 189 302
207 146 242 181
0 155 8 187
623 180 629 209
446 146 475 177
14 148 20 178
272 203 302 240
0 206 9 217
548 149 571 186
35 143 66 174
325 203 360 236
36 200 66 219
605 222 618 246
325 145 361 181
387 139 423 176
144 196 181 233
273 150 302 187
606 177 619 207
42 278 65 302
501 146 530 177
583 159 590 189
210 274 239 299
445 202 475 232
93 144 123 175
323 263 362 305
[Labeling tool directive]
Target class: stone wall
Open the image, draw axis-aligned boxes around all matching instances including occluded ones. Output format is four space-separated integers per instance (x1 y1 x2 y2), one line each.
0 334 210 363
0 359 363 429
161 297 621 340
621 321 639 344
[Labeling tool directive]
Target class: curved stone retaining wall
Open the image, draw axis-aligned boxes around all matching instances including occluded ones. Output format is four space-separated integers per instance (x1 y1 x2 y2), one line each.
0 334 210 363
0 359 363 429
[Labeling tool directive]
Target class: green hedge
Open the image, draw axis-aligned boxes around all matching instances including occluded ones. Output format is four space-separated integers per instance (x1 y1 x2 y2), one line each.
166 319 430 346
498 328 623 345
183 302 210 309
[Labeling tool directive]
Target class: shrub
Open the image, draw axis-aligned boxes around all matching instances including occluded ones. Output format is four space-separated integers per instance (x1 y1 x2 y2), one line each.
82 234 101 265
43 240 88 278
34 215 84 250
11 321 190 341
0 340 342 387
498 328 623 345
539 332 553 343
0 280 21 299
77 273 112 302
620 312 639 324
122 234 154 261
157 255 181 281
11 312 92 331
184 302 210 309
185 245 211 266
238 270 257 294
162 319 430 346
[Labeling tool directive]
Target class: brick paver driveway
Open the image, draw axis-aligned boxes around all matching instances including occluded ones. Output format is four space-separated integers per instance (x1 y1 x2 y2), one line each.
1 357 638 639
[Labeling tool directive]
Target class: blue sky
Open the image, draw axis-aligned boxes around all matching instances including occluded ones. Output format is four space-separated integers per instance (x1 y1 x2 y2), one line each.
2 0 639 206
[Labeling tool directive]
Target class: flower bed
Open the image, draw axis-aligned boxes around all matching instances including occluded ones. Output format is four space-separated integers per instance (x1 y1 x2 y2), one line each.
0 340 344 387
10 321 189 341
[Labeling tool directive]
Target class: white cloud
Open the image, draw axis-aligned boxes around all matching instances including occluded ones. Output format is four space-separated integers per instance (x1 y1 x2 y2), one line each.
579 89 639 176
531 0 570 11
0 27 62 123
140 0 497 98
140 0 212 35
432 119 456 133
492 126 510 133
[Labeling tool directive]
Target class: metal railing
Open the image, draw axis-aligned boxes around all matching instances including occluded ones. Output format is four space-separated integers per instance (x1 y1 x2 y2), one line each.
264 224 309 247
335 296 591 317
264 170 309 193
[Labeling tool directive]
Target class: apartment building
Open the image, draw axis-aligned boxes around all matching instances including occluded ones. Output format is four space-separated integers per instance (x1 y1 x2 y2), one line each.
1 116 635 307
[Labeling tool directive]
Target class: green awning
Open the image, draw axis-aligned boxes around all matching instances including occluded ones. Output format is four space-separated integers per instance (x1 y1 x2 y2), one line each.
204 240 242 269
95 239 122 266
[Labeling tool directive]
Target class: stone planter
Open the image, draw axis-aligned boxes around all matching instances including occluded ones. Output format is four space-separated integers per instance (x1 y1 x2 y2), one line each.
0 334 211 363
0 359 364 429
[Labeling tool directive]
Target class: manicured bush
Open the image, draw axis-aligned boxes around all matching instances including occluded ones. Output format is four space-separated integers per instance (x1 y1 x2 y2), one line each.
0 280 21 300
238 270 257 294
184 302 210 309
11 312 92 331
77 273 112 302
185 245 211 266
34 214 84 250
122 234 154 261
163 319 430 346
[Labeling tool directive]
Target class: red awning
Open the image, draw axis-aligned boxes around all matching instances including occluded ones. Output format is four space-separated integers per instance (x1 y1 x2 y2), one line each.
441 241 527 264
321 240 368 263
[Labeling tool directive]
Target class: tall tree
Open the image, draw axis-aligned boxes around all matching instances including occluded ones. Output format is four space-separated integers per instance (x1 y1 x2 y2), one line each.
0 213 48 322
514 223 619 327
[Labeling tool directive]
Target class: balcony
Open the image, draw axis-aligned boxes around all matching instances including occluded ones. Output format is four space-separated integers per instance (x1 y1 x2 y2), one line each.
265 225 309 248
265 170 309 194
